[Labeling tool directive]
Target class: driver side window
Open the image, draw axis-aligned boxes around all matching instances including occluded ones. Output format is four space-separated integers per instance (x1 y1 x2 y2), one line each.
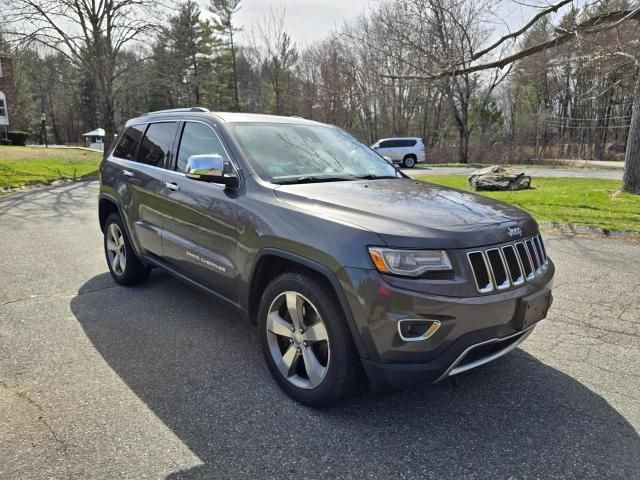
176 122 228 173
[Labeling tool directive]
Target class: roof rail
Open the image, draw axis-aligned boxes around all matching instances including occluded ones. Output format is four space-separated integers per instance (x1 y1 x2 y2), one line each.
145 107 210 115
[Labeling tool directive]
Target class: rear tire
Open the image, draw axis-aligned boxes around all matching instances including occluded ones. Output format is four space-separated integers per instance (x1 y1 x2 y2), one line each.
258 271 359 406
402 155 417 168
104 213 150 286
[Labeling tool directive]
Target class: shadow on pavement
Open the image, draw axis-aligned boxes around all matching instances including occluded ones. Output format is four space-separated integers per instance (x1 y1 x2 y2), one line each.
71 272 639 480
0 180 96 224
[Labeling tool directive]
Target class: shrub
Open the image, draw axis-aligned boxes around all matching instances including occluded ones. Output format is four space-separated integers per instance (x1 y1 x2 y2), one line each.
7 131 30 146
0 139 12 146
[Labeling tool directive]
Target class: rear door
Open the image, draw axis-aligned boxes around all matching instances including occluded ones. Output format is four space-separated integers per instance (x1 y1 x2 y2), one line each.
160 121 239 302
400 139 417 159
109 123 179 257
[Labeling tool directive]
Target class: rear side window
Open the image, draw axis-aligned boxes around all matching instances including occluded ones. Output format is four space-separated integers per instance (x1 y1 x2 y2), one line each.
400 139 417 147
137 122 179 168
176 122 229 173
113 125 144 160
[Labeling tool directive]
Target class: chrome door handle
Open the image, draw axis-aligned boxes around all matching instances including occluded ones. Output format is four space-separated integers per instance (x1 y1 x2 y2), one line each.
121 169 135 177
163 181 180 191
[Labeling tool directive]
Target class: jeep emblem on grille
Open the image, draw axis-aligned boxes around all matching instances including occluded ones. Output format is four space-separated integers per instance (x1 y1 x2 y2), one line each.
507 226 523 238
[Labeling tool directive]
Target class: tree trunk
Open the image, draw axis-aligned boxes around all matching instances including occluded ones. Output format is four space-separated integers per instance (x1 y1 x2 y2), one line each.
101 83 117 158
48 94 62 145
623 70 640 194
230 31 240 111
458 127 469 163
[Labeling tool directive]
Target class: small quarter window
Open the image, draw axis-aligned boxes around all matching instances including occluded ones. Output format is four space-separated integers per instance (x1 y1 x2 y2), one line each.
176 122 229 173
113 125 145 160
137 122 179 168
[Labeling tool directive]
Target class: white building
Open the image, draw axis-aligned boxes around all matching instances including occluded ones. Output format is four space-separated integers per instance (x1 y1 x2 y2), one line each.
82 128 105 151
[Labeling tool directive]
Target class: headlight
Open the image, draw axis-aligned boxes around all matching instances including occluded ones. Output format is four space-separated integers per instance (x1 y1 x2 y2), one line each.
368 247 452 277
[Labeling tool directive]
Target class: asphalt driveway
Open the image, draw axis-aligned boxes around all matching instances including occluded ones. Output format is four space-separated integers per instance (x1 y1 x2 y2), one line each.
0 181 638 479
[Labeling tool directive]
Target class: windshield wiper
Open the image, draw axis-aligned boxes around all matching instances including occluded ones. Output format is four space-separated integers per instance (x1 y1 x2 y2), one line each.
276 176 356 185
354 174 400 180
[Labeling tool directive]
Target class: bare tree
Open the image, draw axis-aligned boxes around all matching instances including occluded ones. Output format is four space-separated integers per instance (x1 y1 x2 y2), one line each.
251 6 298 115
3 0 159 152
372 0 512 162
381 1 640 191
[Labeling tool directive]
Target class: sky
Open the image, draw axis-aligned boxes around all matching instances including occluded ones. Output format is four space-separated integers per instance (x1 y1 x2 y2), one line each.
233 0 372 47
227 0 579 47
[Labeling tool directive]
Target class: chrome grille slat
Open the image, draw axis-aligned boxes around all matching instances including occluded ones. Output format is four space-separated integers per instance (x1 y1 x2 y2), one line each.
526 239 541 271
533 236 545 268
538 235 548 262
467 251 494 293
486 248 510 290
468 234 549 293
501 245 525 286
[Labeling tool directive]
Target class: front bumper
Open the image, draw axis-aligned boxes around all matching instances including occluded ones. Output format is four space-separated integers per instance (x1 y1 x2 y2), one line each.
337 262 554 388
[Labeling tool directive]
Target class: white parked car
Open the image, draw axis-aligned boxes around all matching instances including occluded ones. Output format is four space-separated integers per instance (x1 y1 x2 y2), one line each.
371 137 425 168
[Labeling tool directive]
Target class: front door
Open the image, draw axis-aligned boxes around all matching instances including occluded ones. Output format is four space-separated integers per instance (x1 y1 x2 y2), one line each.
161 121 239 303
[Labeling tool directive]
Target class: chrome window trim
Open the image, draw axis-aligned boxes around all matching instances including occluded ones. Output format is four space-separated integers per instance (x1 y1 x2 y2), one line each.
110 119 241 186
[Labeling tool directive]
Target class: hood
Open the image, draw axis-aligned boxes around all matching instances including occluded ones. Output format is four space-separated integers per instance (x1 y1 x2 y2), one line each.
274 178 538 249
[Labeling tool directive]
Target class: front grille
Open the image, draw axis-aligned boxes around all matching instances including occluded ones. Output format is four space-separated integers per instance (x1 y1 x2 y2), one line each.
468 234 549 293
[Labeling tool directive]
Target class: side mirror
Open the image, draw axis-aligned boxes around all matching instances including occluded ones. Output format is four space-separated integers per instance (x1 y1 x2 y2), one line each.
185 154 237 187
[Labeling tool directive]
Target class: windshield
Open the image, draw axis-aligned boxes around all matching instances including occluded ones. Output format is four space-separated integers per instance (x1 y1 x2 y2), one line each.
229 123 402 184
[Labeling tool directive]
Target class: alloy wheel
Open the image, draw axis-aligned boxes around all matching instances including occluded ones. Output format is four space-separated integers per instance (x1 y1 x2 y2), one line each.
106 223 127 275
266 291 330 389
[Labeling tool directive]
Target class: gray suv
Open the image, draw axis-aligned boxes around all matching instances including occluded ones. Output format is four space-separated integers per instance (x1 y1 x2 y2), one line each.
99 108 554 405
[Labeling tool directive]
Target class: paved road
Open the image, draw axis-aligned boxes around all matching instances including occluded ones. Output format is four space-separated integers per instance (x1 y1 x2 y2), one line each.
0 181 638 479
406 166 624 180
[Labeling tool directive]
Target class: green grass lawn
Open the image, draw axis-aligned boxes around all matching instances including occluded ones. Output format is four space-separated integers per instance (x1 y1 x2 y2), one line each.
0 146 101 189
417 175 640 233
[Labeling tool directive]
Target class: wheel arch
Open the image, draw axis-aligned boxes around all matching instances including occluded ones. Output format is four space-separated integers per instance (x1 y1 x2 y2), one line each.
245 248 368 359
99 196 119 232
98 193 143 256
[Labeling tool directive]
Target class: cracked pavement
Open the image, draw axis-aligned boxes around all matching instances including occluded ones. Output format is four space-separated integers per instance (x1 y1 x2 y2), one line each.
0 181 638 479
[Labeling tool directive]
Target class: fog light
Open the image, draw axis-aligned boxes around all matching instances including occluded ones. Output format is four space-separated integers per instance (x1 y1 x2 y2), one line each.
398 319 441 342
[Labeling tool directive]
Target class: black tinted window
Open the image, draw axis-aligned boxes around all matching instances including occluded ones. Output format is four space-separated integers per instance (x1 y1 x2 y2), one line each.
176 122 228 172
137 122 179 167
379 140 393 148
113 125 144 160
400 139 417 147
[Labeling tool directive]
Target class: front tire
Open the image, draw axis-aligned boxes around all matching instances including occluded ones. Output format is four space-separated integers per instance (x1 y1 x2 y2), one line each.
258 271 359 406
104 213 150 285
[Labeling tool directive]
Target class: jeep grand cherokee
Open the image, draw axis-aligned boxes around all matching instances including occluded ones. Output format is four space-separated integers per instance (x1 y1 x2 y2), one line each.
98 108 554 406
